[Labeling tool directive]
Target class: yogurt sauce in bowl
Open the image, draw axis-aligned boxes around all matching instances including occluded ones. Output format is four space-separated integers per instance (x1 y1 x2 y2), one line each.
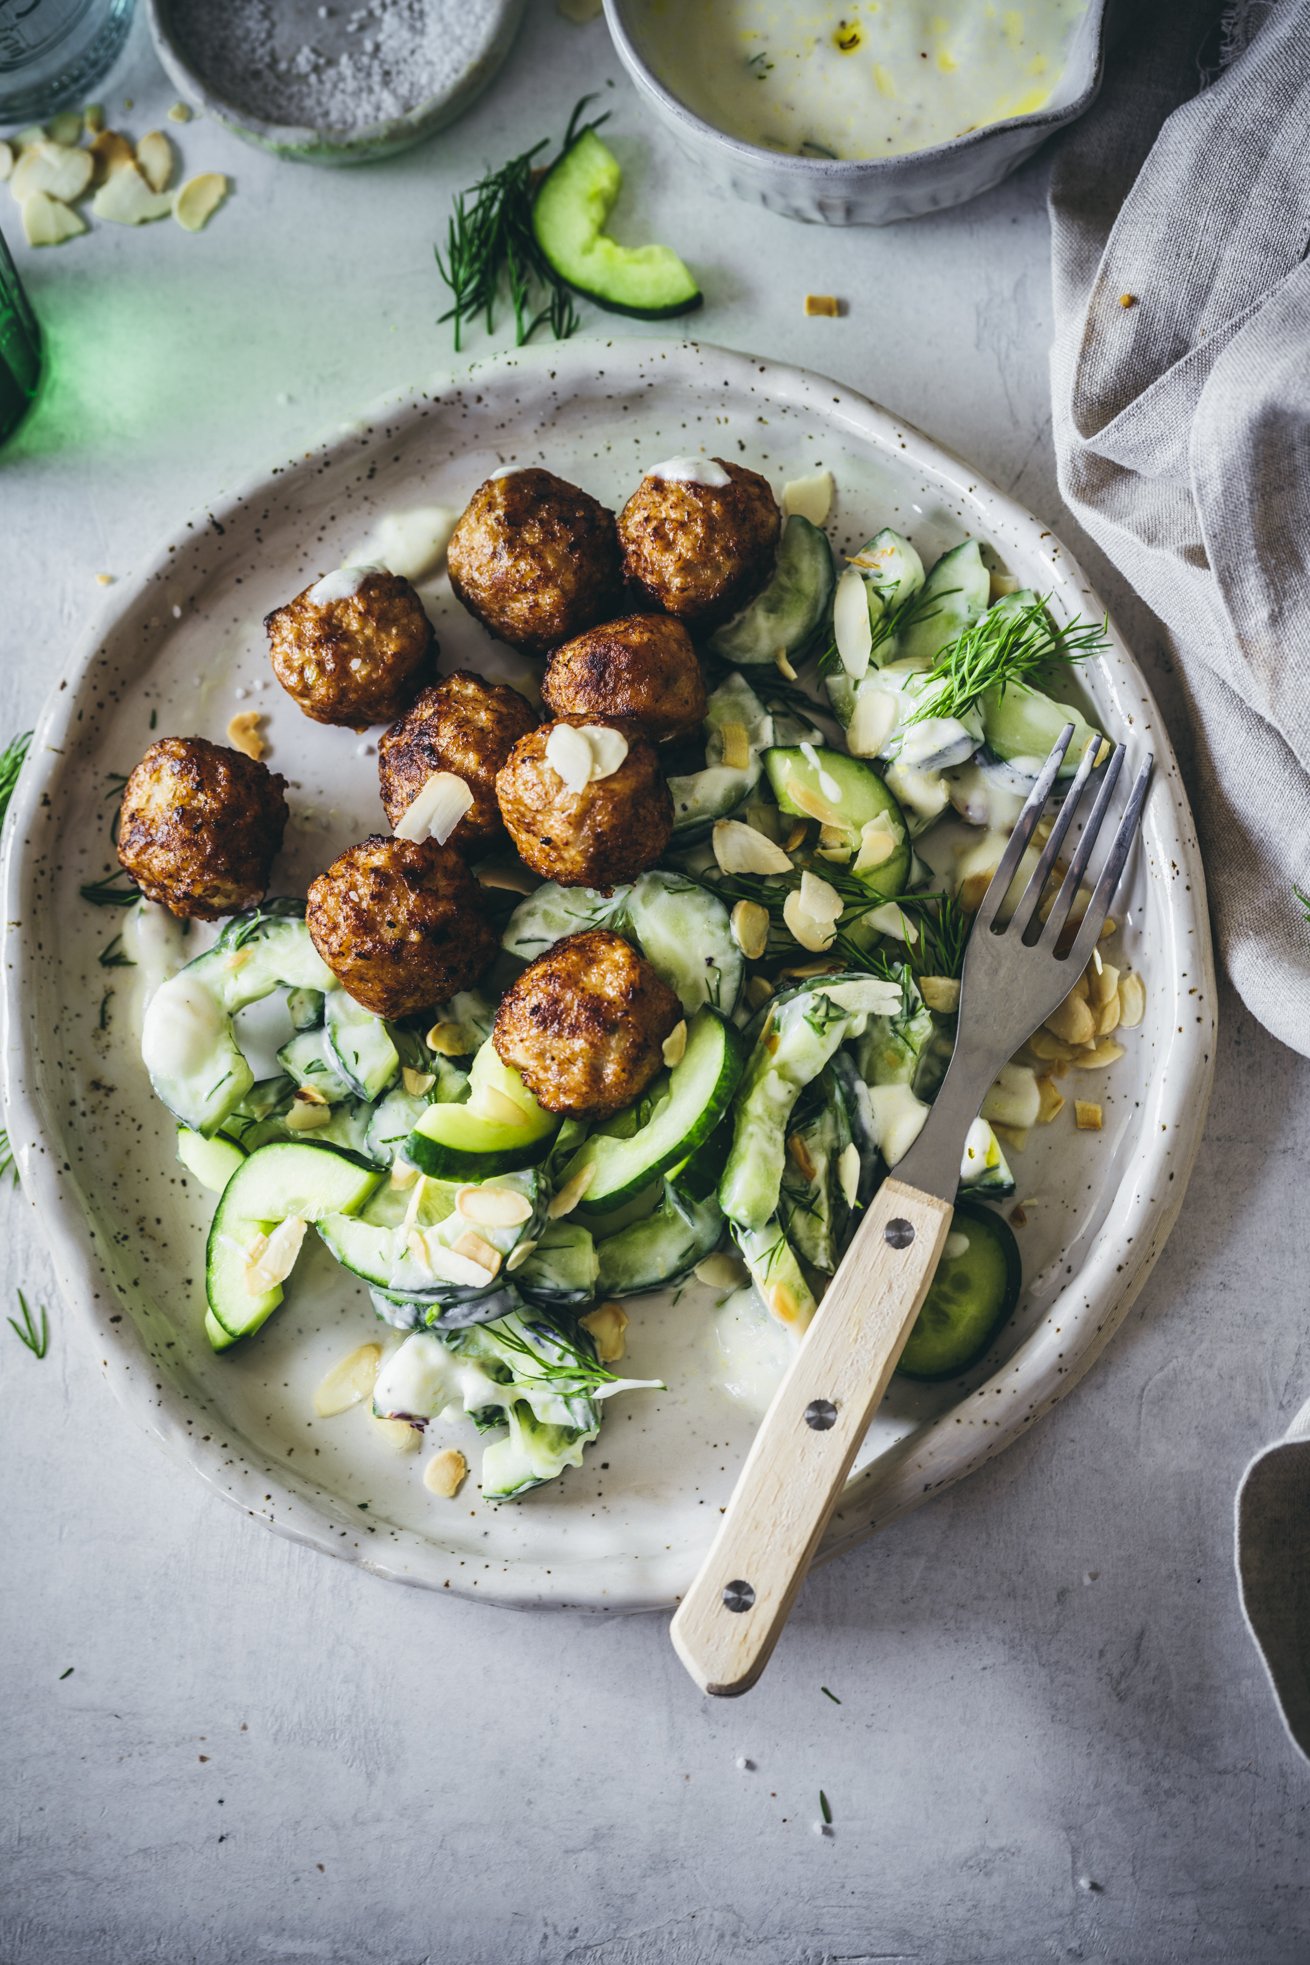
633 0 1089 160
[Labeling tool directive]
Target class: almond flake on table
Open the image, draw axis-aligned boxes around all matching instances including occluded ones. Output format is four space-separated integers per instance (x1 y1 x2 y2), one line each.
10 140 93 203
20 192 85 247
226 711 265 760
804 293 842 317
135 130 174 193
173 171 228 233
580 1302 628 1363
93 160 172 224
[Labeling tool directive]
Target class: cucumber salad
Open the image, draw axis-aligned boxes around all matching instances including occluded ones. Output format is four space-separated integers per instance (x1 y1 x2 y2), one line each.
130 479 1143 1507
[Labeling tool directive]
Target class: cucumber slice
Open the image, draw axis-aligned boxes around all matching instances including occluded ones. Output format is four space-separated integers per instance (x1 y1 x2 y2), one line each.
626 870 743 1017
732 1217 817 1332
516 1223 600 1311
205 1309 242 1353
285 987 324 1032
855 527 925 621
406 1042 557 1180
177 1127 245 1194
277 1027 354 1104
324 991 399 1102
896 540 990 669
501 883 628 964
561 1009 743 1214
763 744 911 898
320 1168 541 1312
206 1141 380 1342
896 1200 1021 1379
959 1117 1016 1198
778 1069 854 1275
365 1086 433 1166
532 127 702 320
709 515 835 667
596 1184 723 1297
980 681 1102 778
669 673 774 840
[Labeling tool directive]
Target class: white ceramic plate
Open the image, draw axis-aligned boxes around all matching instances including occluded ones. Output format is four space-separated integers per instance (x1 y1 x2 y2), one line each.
1 340 1216 1610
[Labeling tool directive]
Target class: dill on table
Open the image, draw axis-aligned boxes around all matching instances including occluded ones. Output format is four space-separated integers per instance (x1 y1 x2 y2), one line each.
820 1789 833 1824
906 594 1109 726
435 97 607 353
8 1290 49 1359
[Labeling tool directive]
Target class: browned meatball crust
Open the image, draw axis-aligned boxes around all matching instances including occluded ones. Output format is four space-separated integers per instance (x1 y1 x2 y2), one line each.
116 736 288 921
446 469 623 657
540 614 707 743
494 929 681 1120
265 570 434 728
495 718 673 891
378 670 537 850
306 835 496 1019
617 461 780 627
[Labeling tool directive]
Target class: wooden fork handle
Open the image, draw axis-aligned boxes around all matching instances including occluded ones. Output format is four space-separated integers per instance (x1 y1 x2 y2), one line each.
670 1178 954 1698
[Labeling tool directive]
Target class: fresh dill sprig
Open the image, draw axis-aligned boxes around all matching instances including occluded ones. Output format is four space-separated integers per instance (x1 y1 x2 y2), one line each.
1297 885 1310 922
0 730 32 830
906 594 1108 726
98 932 135 969
707 863 948 973
906 894 970 982
79 872 139 907
435 97 606 352
486 1314 630 1394
817 580 953 678
820 1789 833 1825
9 1290 49 1359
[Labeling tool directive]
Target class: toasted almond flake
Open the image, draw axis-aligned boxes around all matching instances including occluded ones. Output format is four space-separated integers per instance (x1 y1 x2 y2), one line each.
226 709 265 760
1045 992 1096 1047
712 818 792 876
548 1162 595 1219
95 571 114 586
991 1122 1029 1152
544 720 595 791
285 1099 332 1131
730 899 769 961
166 101 193 124
406 1230 498 1289
778 958 839 980
394 769 474 845
919 975 961 1015
804 293 841 318
93 158 173 224
451 1228 502 1277
766 1281 803 1325
505 1236 539 1272
837 1140 861 1207
1009 1202 1029 1226
1068 969 1090 1003
958 870 994 915
863 901 918 944
314 1342 382 1417
662 1019 688 1068
402 1067 435 1096
294 1084 330 1108
12 139 94 204
782 819 808 853
20 191 86 246
47 109 83 144
1027 1028 1078 1065
1074 1099 1103 1131
1090 960 1119 1008
389 1158 420 1188
1096 995 1121 1038
581 723 629 781
719 721 751 771
462 1085 524 1131
87 128 135 182
787 779 846 828
787 1132 817 1181
744 975 774 1010
423 1446 468 1498
475 863 536 895
402 1174 430 1234
372 1414 420 1454
1073 1038 1125 1069
783 878 840 953
136 130 173 193
1036 1076 1065 1124
853 814 897 873
580 1301 628 1363
781 469 834 526
1100 915 1117 940
694 1249 749 1290
0 142 13 183
245 1215 307 1294
775 648 798 681
173 170 228 232
832 563 873 679
1118 972 1146 1028
455 1182 533 1228
425 1021 469 1057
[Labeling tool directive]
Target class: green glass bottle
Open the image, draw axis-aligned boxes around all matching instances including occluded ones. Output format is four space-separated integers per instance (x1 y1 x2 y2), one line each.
0 224 42 447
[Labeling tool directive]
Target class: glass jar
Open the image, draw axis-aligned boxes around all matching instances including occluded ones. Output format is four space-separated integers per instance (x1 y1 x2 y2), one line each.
0 0 135 125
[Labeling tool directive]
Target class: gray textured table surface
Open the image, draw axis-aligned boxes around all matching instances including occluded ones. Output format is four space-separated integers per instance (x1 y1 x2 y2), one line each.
2 10 1307 1963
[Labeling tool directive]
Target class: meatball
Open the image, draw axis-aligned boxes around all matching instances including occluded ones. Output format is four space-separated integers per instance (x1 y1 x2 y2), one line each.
446 468 623 657
495 718 673 891
378 670 537 851
540 614 707 743
617 461 780 627
116 736 288 921
265 569 434 728
306 835 496 1019
494 930 680 1120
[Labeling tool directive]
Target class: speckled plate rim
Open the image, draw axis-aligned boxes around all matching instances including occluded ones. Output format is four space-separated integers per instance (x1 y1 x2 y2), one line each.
0 338 1216 1611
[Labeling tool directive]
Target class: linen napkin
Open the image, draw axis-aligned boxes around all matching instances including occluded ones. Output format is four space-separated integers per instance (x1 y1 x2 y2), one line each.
1048 0 1310 1762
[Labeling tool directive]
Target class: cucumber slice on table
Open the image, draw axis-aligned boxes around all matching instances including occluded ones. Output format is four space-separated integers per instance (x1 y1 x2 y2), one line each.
532 127 702 320
206 1141 380 1345
560 1009 743 1214
406 1042 557 1180
763 745 911 898
896 1200 1021 1379
896 539 990 669
709 514 835 668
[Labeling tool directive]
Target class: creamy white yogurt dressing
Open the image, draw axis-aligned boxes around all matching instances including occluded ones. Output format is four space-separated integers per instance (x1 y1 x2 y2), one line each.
647 455 732 486
141 971 227 1085
350 506 459 584
122 899 191 1004
713 1284 797 1417
637 0 1088 160
308 564 381 606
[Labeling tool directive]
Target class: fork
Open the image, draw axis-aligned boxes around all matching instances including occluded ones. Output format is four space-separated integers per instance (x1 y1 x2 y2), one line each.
670 728 1154 1697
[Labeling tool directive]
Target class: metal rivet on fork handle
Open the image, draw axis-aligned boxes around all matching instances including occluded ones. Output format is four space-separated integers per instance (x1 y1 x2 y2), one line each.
884 1218 915 1249
722 1579 755 1613
804 1399 837 1430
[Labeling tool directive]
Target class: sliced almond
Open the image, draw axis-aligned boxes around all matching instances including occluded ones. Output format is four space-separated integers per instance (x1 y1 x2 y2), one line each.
782 819 808 853
719 721 751 771
1090 960 1119 1009
786 1132 817 1181
919 975 961 1015
1044 992 1096 1048
662 1019 688 1068
93 159 173 224
777 958 839 980
504 1236 538 1272
1073 1039 1125 1069
423 1447 468 1498
548 1161 595 1219
47 109 83 146
580 1301 628 1364
1027 1028 1079 1065
1117 972 1145 1028
785 779 845 828
1100 915 1117 941
372 1414 421 1454
774 648 798 682
847 685 899 759
544 720 596 792
694 1249 748 1290
1095 995 1121 1038
1074 1100 1103 1132
863 901 918 944
1036 1076 1065 1124
712 818 792 877
226 710 265 760
20 192 86 247
88 128 135 183
394 769 473 845
1068 968 1091 1004
245 1215 307 1294
401 1067 435 1097
782 468 834 526
173 170 228 233
451 1228 502 1278
12 140 94 204
476 863 537 896
958 871 994 915
406 1231 499 1289
783 870 842 952
389 1158 420 1189
730 899 770 961
455 1183 533 1228
853 814 897 873
166 102 193 125
313 1341 382 1418
803 293 841 318
765 1280 806 1327
426 1021 470 1057
285 1099 332 1131
744 975 775 1011
136 130 173 193
991 1122 1029 1153
837 1141 861 1207
294 1084 329 1108
832 562 873 679
989 569 1020 599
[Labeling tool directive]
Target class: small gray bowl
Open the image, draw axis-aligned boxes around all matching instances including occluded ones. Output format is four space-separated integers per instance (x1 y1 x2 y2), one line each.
147 0 525 165
603 0 1108 226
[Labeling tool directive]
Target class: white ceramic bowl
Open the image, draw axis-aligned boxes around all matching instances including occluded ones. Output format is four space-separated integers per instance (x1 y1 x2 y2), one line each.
0 339 1215 1609
603 0 1108 225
